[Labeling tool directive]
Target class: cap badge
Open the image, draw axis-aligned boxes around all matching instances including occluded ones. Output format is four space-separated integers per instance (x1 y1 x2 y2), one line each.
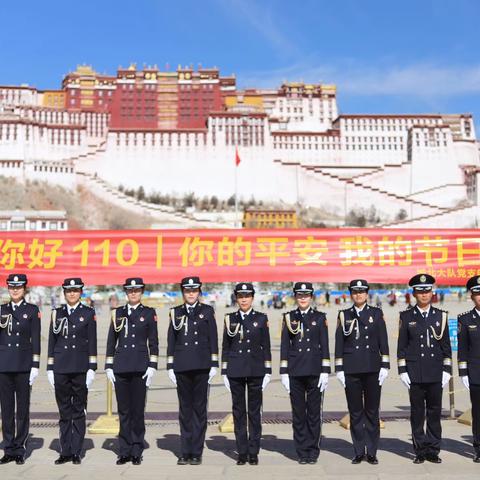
70 279 75 285
188 279 193 284
301 284 306 289
357 280 362 287
242 284 247 290
14 276 18 282
420 275 426 283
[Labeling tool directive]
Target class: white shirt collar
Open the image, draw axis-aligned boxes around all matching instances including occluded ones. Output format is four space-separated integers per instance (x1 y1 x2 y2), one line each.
128 302 140 311
185 301 198 310
240 308 253 318
417 304 431 315
354 304 367 315
11 300 23 308
299 306 311 315
475 308 480 317
67 302 80 312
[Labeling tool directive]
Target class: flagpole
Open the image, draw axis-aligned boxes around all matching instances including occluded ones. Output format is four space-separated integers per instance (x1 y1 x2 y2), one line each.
234 147 238 227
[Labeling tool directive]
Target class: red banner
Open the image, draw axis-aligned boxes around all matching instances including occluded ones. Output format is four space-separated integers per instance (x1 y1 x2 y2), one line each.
0 228 479 286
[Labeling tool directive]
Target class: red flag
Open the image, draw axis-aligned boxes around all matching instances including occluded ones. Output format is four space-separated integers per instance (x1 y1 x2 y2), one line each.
235 147 241 166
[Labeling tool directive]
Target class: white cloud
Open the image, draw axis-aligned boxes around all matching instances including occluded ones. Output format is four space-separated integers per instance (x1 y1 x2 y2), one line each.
239 60 480 97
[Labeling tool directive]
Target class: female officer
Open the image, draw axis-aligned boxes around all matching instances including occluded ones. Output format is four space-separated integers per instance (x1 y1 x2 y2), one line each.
0 273 41 465
47 277 97 465
166 276 219 466
105 277 159 466
221 282 272 466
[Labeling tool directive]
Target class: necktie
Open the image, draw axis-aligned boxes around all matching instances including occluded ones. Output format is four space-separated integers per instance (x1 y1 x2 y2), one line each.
422 311 427 319
69 308 73 315
12 304 16 312
187 306 193 316
301 311 306 318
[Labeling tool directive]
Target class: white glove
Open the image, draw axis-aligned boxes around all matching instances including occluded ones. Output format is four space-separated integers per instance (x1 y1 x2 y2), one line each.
86 369 95 389
142 367 156 387
29 367 39 386
262 373 271 391
208 367 217 384
167 369 177 386
378 368 389 386
106 368 116 386
223 375 231 392
336 371 346 388
280 373 290 393
318 373 329 392
461 375 470 390
47 370 55 388
400 372 411 389
442 371 451 389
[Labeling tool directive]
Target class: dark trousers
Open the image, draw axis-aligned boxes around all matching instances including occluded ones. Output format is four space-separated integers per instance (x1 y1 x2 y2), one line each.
409 382 443 456
229 376 263 456
0 372 30 456
470 383 480 454
289 375 322 460
345 372 381 456
114 373 147 457
176 369 209 457
54 372 87 456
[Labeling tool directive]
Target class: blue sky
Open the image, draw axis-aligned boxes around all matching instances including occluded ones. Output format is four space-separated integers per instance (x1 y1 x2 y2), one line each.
1 0 479 131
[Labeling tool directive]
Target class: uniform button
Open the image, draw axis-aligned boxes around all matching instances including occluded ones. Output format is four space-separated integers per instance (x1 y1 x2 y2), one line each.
194 322 197 325
72 345 76 349
307 338 310 342
306 329 310 332
420 335 423 338
299 339 302 342
299 349 302 352
431 354 434 357
366 345 370 349
7 343 11 347
307 348 310 352
132 334 135 338
65 346 68 349
194 331 198 335
247 339 250 343
364 326 368 330
132 344 135 348
16 344 19 347
65 336 68 339
185 342 188 346
195 341 198 345
72 335 76 338
239 350 242 353
239 340 242 344
247 349 250 353
246 330 250 333
133 325 136 328
365 336 369 339
124 345 127 348
16 322 19 326
16 332 19 336
421 344 424 348
421 353 424 357
356 346 359 349
431 345 434 348
73 325 76 329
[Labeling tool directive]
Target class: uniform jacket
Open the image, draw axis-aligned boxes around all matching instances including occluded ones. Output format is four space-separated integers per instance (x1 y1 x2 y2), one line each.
458 308 480 384
167 302 219 373
105 304 159 374
279 308 330 376
221 309 271 378
397 305 452 383
335 304 390 374
47 303 97 374
0 300 41 372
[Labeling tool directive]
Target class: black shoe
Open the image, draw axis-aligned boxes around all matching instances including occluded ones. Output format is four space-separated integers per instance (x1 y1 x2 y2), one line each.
14 456 25 465
426 454 442 464
116 456 131 465
473 453 480 463
72 455 81 465
307 458 317 464
189 456 202 465
298 458 308 464
248 454 258 465
131 456 142 465
0 455 15 464
413 455 425 464
366 455 378 465
177 455 190 465
54 455 72 465
351 455 364 464
236 454 247 465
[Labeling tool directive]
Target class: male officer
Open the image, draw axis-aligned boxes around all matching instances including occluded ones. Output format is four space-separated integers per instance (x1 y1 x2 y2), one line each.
0 273 41 465
280 282 330 464
458 275 480 463
397 274 452 464
47 278 97 465
335 279 389 465
105 278 158 465
222 282 272 465
167 276 218 465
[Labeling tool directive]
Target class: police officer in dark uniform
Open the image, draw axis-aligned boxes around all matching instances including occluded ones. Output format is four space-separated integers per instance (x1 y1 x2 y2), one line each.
105 278 158 465
397 274 452 464
279 282 330 464
458 275 480 463
167 276 219 465
335 279 390 465
47 278 97 465
0 273 41 465
221 283 272 465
